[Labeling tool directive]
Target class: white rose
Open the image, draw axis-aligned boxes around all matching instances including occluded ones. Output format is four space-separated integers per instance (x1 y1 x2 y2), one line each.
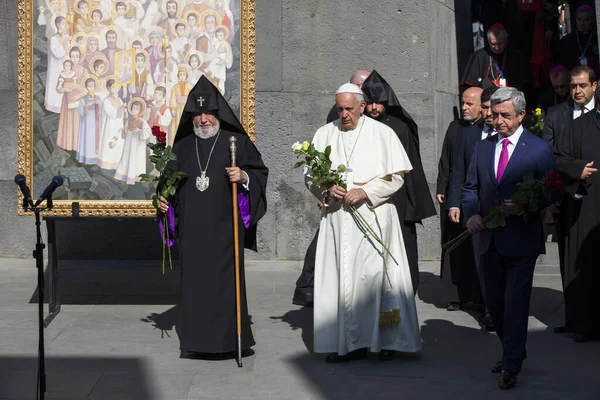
291 142 302 152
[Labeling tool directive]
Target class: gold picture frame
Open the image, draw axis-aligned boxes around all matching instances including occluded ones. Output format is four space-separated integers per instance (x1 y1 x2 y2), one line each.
17 0 256 217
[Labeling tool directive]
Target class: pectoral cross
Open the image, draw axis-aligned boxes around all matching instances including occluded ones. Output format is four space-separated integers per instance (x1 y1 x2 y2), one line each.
197 96 205 107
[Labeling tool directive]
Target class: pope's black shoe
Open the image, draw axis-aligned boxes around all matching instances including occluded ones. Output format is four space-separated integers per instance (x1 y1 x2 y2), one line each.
446 302 462 311
499 370 517 390
379 350 396 361
325 348 367 363
293 291 314 307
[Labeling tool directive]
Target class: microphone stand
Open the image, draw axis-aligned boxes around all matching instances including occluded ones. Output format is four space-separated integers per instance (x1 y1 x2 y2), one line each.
29 196 53 400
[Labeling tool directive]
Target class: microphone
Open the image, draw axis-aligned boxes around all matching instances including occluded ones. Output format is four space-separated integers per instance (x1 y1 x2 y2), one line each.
14 174 34 208
34 175 64 207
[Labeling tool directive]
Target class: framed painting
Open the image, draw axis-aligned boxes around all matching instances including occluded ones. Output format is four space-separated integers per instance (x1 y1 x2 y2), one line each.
17 0 256 216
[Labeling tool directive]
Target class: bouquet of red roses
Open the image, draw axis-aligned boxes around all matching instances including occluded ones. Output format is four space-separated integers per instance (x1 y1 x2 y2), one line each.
139 126 186 273
443 170 565 256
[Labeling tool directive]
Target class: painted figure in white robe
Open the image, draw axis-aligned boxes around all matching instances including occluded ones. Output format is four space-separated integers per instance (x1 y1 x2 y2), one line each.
187 52 204 86
76 77 102 165
305 84 421 363
171 21 192 63
45 15 70 113
37 0 62 39
114 99 151 184
184 11 203 43
112 1 145 41
206 26 231 94
97 79 126 170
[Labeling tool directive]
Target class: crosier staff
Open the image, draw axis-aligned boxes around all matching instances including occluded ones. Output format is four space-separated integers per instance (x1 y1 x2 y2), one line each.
229 136 243 368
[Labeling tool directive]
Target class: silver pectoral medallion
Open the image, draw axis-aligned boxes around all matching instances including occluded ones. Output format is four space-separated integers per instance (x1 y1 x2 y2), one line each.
196 173 210 191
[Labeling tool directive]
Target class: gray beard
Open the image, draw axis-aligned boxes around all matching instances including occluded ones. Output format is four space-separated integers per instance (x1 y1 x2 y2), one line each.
194 120 220 139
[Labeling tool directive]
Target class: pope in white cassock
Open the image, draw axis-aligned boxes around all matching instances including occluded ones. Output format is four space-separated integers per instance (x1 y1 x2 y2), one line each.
306 83 421 363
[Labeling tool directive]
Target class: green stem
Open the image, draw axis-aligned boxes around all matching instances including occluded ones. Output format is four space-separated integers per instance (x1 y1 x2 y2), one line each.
349 205 399 265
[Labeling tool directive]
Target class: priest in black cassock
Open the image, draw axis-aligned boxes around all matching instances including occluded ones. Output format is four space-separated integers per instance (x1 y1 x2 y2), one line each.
159 76 268 359
460 24 530 92
555 5 599 76
554 87 600 342
361 70 437 293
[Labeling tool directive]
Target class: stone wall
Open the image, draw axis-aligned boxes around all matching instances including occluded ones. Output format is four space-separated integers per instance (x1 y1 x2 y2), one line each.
0 0 460 260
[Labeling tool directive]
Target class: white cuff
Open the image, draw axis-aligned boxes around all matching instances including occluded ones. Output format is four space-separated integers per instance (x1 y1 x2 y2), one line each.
242 171 250 191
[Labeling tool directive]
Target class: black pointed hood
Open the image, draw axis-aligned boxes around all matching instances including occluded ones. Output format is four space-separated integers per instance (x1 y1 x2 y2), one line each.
361 70 419 144
362 70 437 223
173 76 247 143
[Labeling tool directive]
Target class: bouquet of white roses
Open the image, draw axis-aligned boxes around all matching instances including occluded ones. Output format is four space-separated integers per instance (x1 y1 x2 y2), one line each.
292 141 399 265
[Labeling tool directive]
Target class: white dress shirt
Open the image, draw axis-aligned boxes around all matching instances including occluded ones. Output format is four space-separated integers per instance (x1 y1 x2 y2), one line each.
573 97 595 119
494 125 524 178
481 124 497 140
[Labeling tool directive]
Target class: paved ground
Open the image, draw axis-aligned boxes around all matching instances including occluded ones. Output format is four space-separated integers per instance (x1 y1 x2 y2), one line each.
1 243 599 400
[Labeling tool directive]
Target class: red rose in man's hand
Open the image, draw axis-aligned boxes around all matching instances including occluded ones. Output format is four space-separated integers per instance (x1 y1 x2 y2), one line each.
545 170 565 190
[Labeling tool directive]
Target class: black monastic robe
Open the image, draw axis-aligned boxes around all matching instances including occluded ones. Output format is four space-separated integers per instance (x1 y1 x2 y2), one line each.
379 114 436 292
460 47 529 91
173 130 268 353
554 110 600 335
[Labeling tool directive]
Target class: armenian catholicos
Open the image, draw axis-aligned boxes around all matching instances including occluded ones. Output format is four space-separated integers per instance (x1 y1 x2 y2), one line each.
361 70 436 293
159 76 268 359
307 83 420 363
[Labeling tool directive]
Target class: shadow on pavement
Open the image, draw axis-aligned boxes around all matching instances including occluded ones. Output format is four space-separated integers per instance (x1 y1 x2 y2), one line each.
0 356 155 400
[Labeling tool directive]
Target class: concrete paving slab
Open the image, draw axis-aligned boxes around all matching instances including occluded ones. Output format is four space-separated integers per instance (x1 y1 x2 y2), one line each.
0 252 598 400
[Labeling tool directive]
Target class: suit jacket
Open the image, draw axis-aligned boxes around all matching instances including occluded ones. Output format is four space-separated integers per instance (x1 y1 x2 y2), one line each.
437 119 471 196
462 129 555 257
542 99 574 146
447 122 485 209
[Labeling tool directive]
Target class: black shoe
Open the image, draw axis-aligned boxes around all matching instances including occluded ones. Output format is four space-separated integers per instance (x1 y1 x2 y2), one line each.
491 360 503 373
293 291 314 307
573 332 600 342
325 348 367 363
553 323 572 334
446 302 462 311
479 313 495 332
379 350 396 361
499 370 517 390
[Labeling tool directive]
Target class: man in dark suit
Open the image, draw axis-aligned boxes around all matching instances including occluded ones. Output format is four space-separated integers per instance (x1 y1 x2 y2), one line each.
463 87 555 390
541 66 596 334
543 66 596 146
436 87 482 289
445 86 498 324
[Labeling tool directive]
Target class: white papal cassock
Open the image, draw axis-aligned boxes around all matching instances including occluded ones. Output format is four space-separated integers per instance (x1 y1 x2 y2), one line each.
306 115 421 355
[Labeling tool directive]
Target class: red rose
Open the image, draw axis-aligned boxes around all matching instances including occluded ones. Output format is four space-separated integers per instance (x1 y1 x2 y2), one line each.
156 131 167 143
545 170 565 190
151 125 161 137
